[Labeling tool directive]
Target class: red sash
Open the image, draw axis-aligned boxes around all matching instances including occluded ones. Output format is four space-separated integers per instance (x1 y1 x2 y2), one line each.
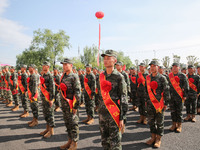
18 78 25 94
186 75 197 92
60 74 77 112
100 73 120 130
169 73 184 101
131 76 136 84
138 72 146 86
27 82 38 103
95 88 98 94
10 78 18 94
40 80 52 103
146 75 164 113
84 76 92 98
4 76 9 90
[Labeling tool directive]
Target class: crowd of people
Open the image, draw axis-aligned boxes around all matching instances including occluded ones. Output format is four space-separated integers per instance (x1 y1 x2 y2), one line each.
0 49 200 150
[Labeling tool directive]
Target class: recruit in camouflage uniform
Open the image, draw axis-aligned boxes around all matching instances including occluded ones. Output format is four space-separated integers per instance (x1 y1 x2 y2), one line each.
39 61 55 138
59 58 81 150
82 64 96 125
168 62 189 133
129 67 138 111
98 50 128 150
27 64 39 127
0 70 3 100
136 63 149 124
54 68 61 112
115 61 130 134
145 60 170 148
1 68 7 102
92 67 100 112
18 65 29 118
9 66 20 111
197 65 200 114
184 65 200 122
78 69 85 107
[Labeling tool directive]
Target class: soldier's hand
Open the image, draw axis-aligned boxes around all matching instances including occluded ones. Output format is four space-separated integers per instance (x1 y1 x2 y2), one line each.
49 100 53 107
72 109 77 115
183 97 186 101
163 105 167 111
145 102 147 107
119 120 124 129
91 96 94 100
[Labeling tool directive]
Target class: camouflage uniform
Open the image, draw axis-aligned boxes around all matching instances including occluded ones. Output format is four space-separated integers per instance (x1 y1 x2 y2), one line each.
60 71 81 142
41 71 55 127
2 73 6 100
168 72 189 123
10 71 19 106
84 72 96 119
0 73 3 99
79 72 85 104
5 70 13 102
146 73 170 136
98 69 128 150
130 74 137 107
54 74 61 108
197 71 200 109
185 73 200 115
94 73 99 108
28 73 39 119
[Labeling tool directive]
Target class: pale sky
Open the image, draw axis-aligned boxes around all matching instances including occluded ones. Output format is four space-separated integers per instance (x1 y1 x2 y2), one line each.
0 0 200 66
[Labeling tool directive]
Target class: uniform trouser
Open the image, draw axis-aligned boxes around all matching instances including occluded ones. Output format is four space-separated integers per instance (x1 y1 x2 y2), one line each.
185 96 197 115
130 91 137 106
95 93 99 107
0 88 3 98
42 98 55 127
30 100 39 119
84 94 94 118
6 89 12 101
12 93 19 105
99 107 122 150
21 93 29 112
55 91 61 107
197 96 200 108
80 91 84 103
3 88 6 99
61 98 79 142
147 105 164 136
137 97 147 116
170 97 183 123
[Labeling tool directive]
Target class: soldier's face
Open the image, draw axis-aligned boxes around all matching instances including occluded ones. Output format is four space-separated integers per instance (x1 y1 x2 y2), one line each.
86 67 91 72
43 65 49 71
103 56 117 68
181 69 186 74
54 70 58 75
10 69 14 73
158 68 164 74
93 69 97 74
150 65 158 73
115 64 122 71
21 68 26 72
188 68 194 74
139 66 145 72
29 67 34 73
130 69 136 74
172 66 179 73
63 63 72 72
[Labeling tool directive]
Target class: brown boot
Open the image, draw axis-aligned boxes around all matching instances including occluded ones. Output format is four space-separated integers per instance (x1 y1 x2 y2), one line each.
87 117 94 125
137 115 143 124
143 116 148 125
40 125 49 136
68 141 77 150
154 135 162 148
29 118 38 127
11 105 19 111
2 99 8 104
129 106 135 111
19 111 26 117
191 114 196 122
60 139 72 150
169 122 177 131
184 114 191 121
80 102 84 107
21 111 29 118
44 126 54 138
54 106 61 112
176 122 182 133
146 133 156 145
82 116 89 123
197 108 200 114
6 101 13 107
95 106 99 112
27 118 34 125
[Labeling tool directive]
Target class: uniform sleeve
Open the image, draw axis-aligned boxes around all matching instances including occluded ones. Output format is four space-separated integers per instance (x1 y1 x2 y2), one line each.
125 73 131 95
24 74 28 91
73 74 81 109
197 76 200 95
91 74 96 97
182 74 189 98
162 76 170 105
119 75 128 121
49 74 55 101
13 73 17 89
32 75 37 98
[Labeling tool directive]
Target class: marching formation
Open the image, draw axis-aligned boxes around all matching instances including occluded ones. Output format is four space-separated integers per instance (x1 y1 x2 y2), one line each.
0 49 200 150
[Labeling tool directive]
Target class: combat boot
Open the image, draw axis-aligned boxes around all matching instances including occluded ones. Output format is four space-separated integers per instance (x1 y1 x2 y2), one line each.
146 133 156 145
6 101 13 107
191 114 196 122
28 118 34 125
143 116 148 125
176 122 182 133
60 138 72 150
169 122 177 131
87 117 94 125
29 118 38 127
40 124 49 136
137 115 143 124
11 105 19 111
94 106 99 112
197 108 200 114
21 111 29 118
80 102 84 107
154 135 162 148
184 114 191 121
44 126 54 138
54 106 61 112
2 99 8 104
82 116 89 123
68 141 77 150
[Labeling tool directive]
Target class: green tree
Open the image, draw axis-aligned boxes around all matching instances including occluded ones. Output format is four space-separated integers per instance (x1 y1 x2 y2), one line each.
117 51 133 69
173 54 181 64
186 55 198 66
162 56 170 69
143 59 150 68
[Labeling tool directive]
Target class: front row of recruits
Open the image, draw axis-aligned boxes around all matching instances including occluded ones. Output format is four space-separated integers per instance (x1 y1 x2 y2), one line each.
0 49 200 149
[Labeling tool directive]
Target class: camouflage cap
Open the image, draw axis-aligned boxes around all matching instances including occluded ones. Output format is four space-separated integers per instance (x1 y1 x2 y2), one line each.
101 49 117 58
92 67 98 70
10 66 15 69
159 66 164 69
77 68 82 71
197 65 200 69
115 61 123 66
139 63 145 66
43 61 50 66
149 60 158 66
188 65 194 69
60 58 73 64
129 67 136 70
53 67 58 70
85 64 92 68
181 67 186 71
172 62 180 67
21 64 27 68
29 64 36 69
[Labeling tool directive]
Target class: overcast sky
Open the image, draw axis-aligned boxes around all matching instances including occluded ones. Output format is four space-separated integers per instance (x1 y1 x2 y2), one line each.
0 0 200 66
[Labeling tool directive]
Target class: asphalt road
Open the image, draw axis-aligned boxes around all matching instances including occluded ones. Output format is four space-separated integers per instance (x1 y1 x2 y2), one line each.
0 101 200 150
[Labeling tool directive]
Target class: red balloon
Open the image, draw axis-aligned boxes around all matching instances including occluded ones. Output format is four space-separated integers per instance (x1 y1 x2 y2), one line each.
95 11 104 19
